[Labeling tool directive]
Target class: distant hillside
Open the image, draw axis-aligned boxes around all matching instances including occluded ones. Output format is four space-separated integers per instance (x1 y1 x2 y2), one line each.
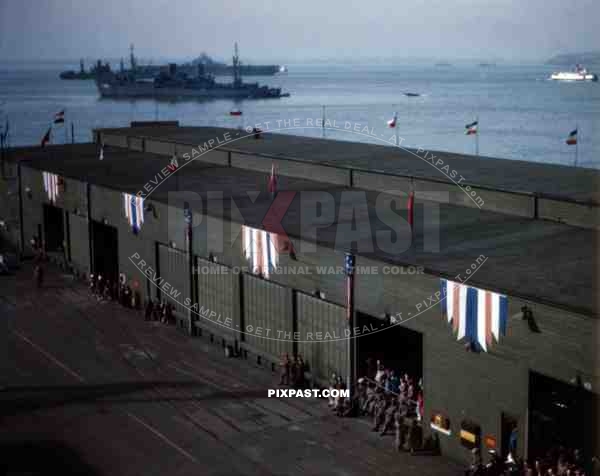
546 52 600 65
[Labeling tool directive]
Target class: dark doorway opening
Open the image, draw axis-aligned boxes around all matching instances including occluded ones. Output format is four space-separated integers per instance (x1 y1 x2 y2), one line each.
43 204 64 252
356 312 423 382
91 221 119 283
528 371 596 462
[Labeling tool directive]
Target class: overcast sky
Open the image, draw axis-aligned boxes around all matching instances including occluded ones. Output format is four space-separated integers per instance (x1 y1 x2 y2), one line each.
1 0 598 63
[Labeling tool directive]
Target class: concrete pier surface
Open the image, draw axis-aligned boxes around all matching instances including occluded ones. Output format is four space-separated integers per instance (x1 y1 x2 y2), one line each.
0 264 461 476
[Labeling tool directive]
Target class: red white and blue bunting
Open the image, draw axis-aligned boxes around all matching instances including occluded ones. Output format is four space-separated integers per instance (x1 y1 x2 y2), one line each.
440 279 508 352
242 225 279 278
42 171 61 203
123 193 144 234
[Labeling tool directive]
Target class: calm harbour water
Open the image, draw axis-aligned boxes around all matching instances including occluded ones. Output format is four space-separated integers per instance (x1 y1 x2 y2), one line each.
0 62 598 169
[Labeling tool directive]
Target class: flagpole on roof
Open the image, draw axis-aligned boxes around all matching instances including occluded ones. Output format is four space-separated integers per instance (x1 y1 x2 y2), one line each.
394 104 399 147
574 122 579 168
322 105 326 138
475 115 479 157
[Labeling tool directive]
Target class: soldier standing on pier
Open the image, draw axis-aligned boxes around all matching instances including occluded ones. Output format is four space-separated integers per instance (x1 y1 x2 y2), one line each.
33 263 44 288
279 353 291 385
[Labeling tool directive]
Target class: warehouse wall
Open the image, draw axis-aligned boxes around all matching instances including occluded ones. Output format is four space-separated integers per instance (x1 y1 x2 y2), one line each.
242 274 293 361
195 257 241 341
296 292 348 386
231 153 351 186
538 197 600 229
68 213 89 276
353 170 535 218
348 253 598 464
175 145 229 166
20 166 45 254
0 172 20 250
157 244 191 330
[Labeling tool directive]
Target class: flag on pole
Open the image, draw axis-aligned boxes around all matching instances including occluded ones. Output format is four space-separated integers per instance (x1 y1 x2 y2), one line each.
344 253 355 322
407 191 415 228
387 112 398 128
566 129 577 145
168 155 179 172
465 121 478 135
99 143 104 160
54 110 65 124
440 278 508 352
41 127 51 147
267 162 278 193
123 193 144 234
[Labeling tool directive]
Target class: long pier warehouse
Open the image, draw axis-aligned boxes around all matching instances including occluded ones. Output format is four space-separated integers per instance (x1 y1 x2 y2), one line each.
1 122 598 465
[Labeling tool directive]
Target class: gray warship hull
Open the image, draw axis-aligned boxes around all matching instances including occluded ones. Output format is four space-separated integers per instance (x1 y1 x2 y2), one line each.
96 81 288 99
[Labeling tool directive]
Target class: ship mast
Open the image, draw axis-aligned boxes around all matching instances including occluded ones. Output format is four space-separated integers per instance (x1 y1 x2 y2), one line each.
232 42 242 87
130 44 137 72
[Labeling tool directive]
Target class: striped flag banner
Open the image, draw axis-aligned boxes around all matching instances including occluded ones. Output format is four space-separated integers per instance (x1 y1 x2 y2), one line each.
43 171 61 203
123 193 144 234
267 163 278 193
387 112 397 128
440 278 508 352
465 121 478 135
566 129 577 145
242 225 285 278
54 110 65 124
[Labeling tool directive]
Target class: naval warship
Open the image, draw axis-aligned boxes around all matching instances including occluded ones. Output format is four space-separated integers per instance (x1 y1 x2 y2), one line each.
60 59 111 80
95 44 289 100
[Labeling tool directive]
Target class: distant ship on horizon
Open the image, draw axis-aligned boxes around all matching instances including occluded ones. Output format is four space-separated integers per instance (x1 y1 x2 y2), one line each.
60 45 285 80
550 64 598 82
95 43 290 100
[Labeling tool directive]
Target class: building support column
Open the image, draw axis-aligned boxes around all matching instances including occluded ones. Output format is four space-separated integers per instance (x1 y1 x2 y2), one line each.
345 253 356 391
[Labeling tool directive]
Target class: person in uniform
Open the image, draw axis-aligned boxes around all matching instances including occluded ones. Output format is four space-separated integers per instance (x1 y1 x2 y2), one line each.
380 398 399 436
33 263 44 288
279 353 291 386
361 382 376 415
103 280 112 301
394 405 405 452
152 299 161 320
165 302 174 324
372 394 389 432
296 355 306 389
145 299 154 321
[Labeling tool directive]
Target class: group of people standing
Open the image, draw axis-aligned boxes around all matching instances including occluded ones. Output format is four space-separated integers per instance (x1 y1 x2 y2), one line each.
88 273 141 309
144 299 175 325
278 353 310 388
466 446 597 475
325 359 431 454
31 236 45 288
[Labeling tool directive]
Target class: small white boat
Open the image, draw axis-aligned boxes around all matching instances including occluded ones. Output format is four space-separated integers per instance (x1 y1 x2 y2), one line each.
278 65 288 73
550 64 598 81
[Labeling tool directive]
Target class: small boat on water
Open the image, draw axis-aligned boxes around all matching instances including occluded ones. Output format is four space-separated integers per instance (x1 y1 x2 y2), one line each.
230 110 242 116
550 64 598 81
404 92 421 97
